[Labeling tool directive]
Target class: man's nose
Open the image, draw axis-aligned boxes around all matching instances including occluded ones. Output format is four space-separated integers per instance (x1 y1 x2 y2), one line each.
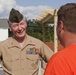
18 25 22 30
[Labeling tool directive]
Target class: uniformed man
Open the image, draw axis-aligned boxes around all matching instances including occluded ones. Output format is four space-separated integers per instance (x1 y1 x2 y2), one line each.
0 8 53 75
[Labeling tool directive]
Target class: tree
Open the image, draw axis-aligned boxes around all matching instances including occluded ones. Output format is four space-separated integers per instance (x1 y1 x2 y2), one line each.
26 19 54 42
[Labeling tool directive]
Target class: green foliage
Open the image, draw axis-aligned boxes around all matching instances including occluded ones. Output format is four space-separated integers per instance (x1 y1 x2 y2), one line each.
45 25 54 42
26 19 43 40
8 29 13 37
26 19 54 42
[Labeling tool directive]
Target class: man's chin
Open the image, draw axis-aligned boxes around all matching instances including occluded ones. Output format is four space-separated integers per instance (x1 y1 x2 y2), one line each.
18 35 25 38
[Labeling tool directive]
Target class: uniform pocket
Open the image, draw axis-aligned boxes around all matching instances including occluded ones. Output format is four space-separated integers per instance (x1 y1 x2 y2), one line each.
12 55 19 61
4 57 12 71
26 54 39 70
4 56 20 71
12 55 19 71
5 57 12 62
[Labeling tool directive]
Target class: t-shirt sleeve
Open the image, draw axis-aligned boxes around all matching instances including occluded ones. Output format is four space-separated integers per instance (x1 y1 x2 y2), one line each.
44 53 72 75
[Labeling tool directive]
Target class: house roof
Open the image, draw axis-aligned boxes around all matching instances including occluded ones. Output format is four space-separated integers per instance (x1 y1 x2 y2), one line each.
36 9 58 24
0 19 9 28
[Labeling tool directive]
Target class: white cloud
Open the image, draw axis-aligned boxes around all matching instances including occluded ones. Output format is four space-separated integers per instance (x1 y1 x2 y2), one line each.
0 0 16 18
16 5 51 19
0 0 51 19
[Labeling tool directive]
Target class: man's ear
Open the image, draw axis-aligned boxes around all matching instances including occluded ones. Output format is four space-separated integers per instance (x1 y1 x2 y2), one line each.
59 21 64 32
25 20 27 27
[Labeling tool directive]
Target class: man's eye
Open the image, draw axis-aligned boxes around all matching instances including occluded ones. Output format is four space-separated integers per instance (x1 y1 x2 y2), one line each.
20 22 24 25
12 24 18 27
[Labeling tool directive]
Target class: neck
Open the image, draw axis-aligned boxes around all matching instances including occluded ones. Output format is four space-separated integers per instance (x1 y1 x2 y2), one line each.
15 37 25 42
64 33 76 47
64 41 76 47
14 36 26 47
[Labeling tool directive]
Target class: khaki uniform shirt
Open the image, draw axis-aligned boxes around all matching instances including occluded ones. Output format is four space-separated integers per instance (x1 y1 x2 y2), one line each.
0 34 53 75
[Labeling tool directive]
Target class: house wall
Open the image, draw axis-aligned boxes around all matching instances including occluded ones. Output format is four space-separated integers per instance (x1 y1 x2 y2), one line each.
0 28 8 71
0 28 8 42
45 42 64 52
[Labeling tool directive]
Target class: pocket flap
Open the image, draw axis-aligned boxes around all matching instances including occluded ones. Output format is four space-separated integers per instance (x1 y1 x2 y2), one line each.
26 54 39 60
12 56 19 61
5 57 12 62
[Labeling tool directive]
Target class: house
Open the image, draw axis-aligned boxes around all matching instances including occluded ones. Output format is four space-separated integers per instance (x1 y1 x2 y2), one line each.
0 19 9 74
45 42 64 52
0 19 9 42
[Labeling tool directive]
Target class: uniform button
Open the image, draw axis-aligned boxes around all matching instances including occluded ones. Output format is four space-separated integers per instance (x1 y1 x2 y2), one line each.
22 68 24 70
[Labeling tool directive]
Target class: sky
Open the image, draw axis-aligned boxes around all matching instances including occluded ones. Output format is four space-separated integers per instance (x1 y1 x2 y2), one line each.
0 0 76 20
